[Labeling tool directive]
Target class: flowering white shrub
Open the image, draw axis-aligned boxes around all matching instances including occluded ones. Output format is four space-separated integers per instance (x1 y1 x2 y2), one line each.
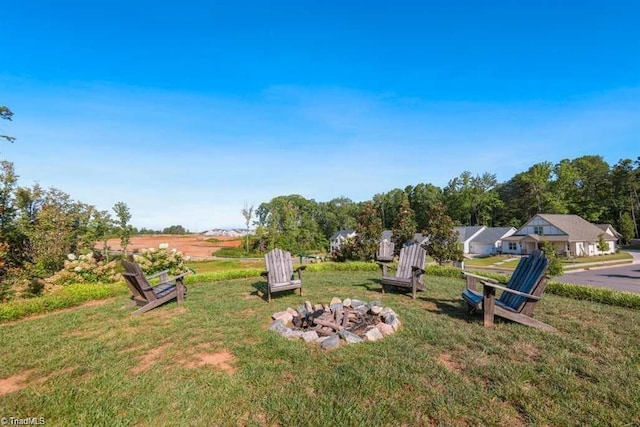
45 252 121 289
133 244 190 276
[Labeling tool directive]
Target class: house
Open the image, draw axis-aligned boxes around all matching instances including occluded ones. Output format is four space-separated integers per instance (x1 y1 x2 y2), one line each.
453 226 486 254
329 229 356 253
501 214 617 256
469 227 517 255
595 224 623 243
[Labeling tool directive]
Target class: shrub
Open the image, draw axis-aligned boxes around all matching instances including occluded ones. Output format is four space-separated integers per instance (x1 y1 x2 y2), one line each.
133 244 189 275
45 252 121 289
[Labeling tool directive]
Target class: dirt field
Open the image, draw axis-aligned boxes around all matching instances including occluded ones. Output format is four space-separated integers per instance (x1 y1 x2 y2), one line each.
104 234 242 260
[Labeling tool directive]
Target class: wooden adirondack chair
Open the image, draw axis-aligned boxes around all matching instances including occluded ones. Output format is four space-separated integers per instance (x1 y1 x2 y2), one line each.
121 260 188 315
376 239 395 262
378 243 427 299
462 251 555 331
261 248 305 303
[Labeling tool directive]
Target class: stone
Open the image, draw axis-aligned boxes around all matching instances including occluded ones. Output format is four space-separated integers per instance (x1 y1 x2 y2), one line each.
314 304 324 312
304 301 313 312
302 330 319 343
384 313 397 325
268 320 293 337
380 307 396 317
376 322 395 336
272 311 293 324
297 305 309 317
339 330 364 344
364 327 384 342
321 335 341 350
330 297 342 306
323 304 331 311
343 298 352 307
369 300 382 307
356 305 369 315
370 306 383 315
286 330 304 339
330 302 344 313
351 299 366 308
286 307 299 317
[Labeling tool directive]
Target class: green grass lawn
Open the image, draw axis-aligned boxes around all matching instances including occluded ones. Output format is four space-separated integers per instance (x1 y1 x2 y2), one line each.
464 255 521 267
1 271 639 425
561 251 633 264
186 259 264 274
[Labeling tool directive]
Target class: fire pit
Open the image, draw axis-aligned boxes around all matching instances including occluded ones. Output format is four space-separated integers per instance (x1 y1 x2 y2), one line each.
268 297 401 350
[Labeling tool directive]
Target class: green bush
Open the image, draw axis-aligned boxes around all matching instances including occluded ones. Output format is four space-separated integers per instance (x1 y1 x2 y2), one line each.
45 252 121 288
133 244 189 275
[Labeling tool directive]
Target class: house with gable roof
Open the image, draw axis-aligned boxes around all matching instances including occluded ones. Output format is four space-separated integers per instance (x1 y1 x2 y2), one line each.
501 214 617 256
329 229 357 253
453 226 486 254
469 226 517 255
453 225 517 255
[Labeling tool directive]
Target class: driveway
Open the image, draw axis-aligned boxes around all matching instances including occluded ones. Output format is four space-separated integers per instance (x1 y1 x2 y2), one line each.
557 251 640 294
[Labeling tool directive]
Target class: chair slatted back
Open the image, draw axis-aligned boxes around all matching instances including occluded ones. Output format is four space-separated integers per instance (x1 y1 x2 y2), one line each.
265 248 294 284
498 251 549 311
396 244 426 281
122 260 156 301
377 239 395 260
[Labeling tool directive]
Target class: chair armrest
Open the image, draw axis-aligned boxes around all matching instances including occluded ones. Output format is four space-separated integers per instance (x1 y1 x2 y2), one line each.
481 281 541 300
147 269 169 280
462 272 499 284
411 265 425 274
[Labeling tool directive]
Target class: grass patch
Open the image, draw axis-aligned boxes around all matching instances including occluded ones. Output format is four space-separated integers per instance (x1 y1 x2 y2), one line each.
1 271 639 425
186 259 264 274
561 252 633 264
213 247 263 258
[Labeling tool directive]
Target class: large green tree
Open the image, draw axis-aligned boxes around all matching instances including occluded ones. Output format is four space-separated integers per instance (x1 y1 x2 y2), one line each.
422 201 462 265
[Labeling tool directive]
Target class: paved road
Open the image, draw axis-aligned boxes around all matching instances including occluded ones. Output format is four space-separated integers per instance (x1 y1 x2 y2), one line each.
558 251 640 294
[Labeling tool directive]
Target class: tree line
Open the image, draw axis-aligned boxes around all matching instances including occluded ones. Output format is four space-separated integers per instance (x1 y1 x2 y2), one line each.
251 155 640 255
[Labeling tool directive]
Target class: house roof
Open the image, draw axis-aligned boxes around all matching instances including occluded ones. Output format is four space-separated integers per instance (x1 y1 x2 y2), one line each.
330 229 356 240
514 214 616 242
453 226 485 243
595 223 623 239
471 227 516 244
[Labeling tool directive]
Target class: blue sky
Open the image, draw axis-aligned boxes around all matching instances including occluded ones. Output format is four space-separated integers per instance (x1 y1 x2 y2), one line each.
1 1 639 231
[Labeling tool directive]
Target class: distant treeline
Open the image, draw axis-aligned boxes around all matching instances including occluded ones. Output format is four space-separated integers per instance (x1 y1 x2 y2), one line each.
251 155 640 253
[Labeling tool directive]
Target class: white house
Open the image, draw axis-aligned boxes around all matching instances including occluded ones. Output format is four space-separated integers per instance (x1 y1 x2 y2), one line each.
453 226 486 254
469 227 517 255
501 214 617 256
329 229 357 253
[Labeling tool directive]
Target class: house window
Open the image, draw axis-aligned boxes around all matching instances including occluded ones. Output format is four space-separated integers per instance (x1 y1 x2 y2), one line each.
533 226 544 235
508 242 517 251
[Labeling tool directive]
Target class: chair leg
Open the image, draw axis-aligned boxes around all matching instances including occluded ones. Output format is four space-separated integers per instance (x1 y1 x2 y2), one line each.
483 286 496 328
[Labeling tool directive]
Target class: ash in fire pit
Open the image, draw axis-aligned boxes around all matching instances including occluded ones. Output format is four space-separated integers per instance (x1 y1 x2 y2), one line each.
268 297 401 350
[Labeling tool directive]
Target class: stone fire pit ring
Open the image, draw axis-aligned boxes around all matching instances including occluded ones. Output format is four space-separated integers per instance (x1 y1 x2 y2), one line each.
268 297 401 350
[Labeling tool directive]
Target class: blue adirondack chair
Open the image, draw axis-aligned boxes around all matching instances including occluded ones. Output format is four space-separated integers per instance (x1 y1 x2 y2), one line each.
462 251 555 331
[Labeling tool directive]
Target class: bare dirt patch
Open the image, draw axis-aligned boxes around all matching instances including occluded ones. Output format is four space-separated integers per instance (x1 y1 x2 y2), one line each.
438 352 464 374
183 350 237 375
130 343 171 375
0 367 76 396
0 370 35 396
104 234 242 260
